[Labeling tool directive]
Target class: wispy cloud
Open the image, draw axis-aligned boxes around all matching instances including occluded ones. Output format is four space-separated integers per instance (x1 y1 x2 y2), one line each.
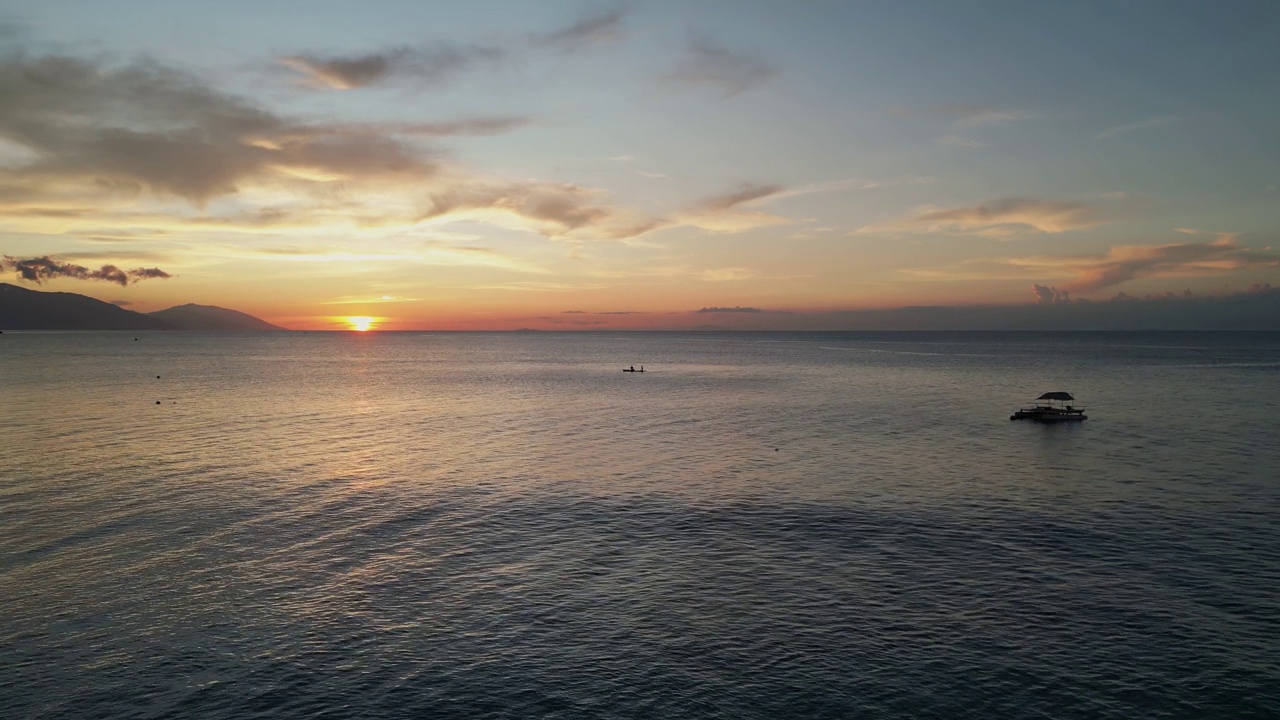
663 36 777 97
528 7 625 50
696 306 761 313
1060 235 1277 292
695 183 782 211
897 104 1030 127
904 233 1277 294
700 267 757 282
322 294 420 305
279 44 507 90
676 183 789 233
861 196 1124 238
938 134 984 149
1095 114 1178 141
301 117 531 137
420 181 655 239
280 8 624 90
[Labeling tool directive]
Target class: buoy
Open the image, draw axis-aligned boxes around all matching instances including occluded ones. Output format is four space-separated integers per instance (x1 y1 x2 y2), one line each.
155 400 161 404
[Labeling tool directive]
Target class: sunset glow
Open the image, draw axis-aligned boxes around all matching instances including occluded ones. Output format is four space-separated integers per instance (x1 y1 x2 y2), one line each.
346 317 376 332
1 2 1277 329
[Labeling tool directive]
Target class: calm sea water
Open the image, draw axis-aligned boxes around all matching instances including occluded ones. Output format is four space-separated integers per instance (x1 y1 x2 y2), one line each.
2 331 1278 719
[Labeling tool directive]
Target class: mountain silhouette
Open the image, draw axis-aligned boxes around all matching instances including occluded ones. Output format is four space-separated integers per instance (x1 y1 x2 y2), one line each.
148 303 284 331
0 283 283 331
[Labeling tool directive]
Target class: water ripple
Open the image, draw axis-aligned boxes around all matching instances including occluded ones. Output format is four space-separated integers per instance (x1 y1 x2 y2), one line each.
2 331 1278 719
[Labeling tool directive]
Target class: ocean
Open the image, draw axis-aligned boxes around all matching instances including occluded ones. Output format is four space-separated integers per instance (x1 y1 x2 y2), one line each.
2 331 1278 719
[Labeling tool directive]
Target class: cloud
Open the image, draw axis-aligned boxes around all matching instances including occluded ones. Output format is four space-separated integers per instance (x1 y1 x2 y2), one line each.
862 196 1120 237
700 267 757 282
302 117 531 137
280 8 623 91
1061 235 1279 293
664 36 777 97
764 177 885 201
2 255 171 285
921 103 1029 126
0 53 453 206
1032 284 1071 304
695 306 761 313
417 179 801 240
528 7 625 50
421 181 631 237
696 183 783 211
279 44 505 90
939 134 984 149
1095 115 1178 141
675 182 789 233
0 50 799 245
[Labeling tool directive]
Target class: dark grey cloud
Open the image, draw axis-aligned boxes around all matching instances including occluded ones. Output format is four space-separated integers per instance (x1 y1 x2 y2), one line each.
2 255 171 285
664 36 777 97
1032 284 1071 304
0 52 529 207
696 306 761 313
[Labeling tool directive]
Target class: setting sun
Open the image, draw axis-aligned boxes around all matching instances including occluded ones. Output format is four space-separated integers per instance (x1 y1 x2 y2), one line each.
346 316 376 332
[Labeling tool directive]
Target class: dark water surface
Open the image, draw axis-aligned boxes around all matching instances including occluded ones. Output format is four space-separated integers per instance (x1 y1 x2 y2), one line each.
2 331 1278 718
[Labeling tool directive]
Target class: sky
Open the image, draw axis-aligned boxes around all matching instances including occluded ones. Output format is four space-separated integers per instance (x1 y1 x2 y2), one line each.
1 0 1278 330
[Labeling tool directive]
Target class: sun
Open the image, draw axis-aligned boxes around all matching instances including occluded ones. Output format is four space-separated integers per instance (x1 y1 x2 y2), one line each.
346 316 376 332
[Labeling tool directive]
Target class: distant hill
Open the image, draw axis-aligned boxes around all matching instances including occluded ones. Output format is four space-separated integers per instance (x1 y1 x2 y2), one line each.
0 283 174 330
148 303 285 331
0 283 283 331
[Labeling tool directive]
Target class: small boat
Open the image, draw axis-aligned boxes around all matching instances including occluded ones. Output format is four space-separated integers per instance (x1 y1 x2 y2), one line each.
622 366 644 373
1011 391 1087 422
